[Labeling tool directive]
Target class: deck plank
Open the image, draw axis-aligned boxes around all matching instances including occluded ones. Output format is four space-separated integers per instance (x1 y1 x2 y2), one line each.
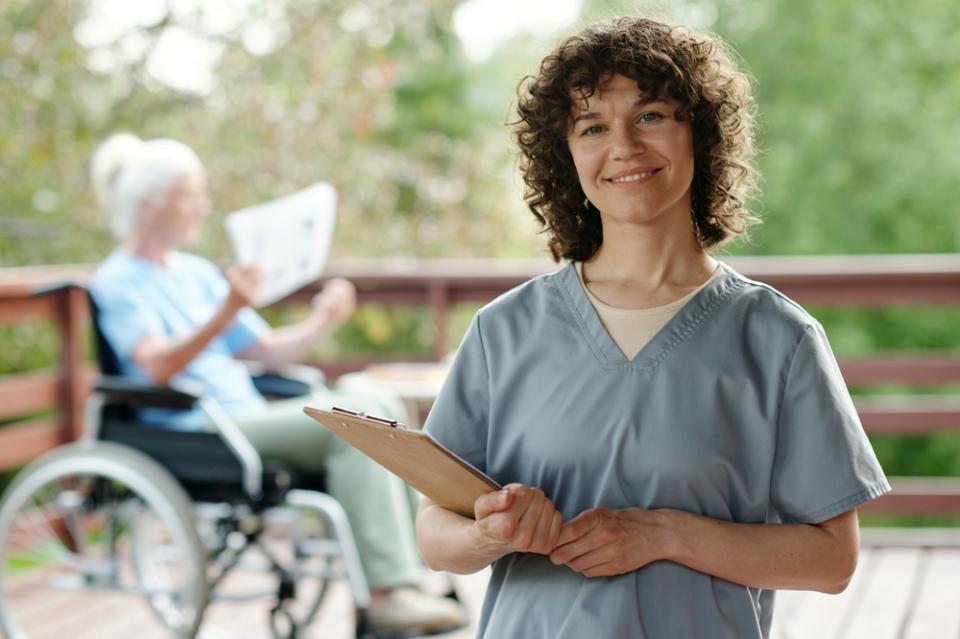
902 549 960 639
771 547 880 639
842 548 922 639
4 538 957 638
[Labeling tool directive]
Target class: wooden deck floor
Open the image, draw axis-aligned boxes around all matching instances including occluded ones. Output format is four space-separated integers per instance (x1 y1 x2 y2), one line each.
4 531 959 638
771 544 960 639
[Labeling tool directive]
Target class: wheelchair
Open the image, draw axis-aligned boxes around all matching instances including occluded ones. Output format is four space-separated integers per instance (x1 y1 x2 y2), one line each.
0 286 421 639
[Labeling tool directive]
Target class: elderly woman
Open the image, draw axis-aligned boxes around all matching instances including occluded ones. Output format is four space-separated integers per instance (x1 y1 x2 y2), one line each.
416 17 890 638
88 133 462 634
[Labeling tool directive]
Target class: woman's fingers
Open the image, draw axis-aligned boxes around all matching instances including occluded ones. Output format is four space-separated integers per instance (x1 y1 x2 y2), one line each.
313 278 357 325
526 499 564 554
513 487 551 552
474 488 514 520
555 508 601 547
561 545 615 575
474 484 564 555
226 263 265 308
547 510 564 550
550 509 611 566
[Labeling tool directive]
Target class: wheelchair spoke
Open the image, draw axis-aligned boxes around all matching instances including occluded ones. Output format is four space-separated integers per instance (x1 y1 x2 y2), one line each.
14 491 78 567
0 443 208 639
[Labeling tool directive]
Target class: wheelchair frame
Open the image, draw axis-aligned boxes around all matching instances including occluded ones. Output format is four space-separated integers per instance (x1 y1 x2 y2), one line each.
0 375 382 639
0 285 381 639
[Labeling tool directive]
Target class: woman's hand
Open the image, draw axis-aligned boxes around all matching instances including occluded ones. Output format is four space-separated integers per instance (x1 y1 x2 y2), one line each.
311 278 357 329
133 262 264 385
473 484 564 556
549 507 668 577
225 263 265 310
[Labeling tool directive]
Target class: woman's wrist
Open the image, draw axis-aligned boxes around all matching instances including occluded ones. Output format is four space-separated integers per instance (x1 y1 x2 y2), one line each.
223 290 250 315
652 508 691 564
468 520 512 564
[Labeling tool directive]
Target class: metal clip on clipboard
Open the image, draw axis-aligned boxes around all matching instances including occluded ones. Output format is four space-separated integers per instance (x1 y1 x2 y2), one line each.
331 405 403 429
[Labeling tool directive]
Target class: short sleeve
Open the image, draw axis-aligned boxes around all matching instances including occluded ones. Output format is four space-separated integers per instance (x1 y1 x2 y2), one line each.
770 323 891 523
189 256 268 353
91 279 162 358
224 308 270 353
424 314 491 474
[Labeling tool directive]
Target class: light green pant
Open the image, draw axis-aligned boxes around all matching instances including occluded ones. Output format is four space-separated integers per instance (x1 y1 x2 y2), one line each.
233 385 423 589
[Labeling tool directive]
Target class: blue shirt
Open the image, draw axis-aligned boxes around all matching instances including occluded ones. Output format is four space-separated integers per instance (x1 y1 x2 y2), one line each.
425 262 890 639
90 249 270 429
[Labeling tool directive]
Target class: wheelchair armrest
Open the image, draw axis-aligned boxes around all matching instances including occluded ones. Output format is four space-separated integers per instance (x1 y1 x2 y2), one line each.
250 373 313 399
242 361 324 398
94 375 203 410
273 362 326 388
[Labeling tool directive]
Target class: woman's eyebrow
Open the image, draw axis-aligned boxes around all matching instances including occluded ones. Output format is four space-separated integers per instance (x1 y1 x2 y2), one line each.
572 96 667 123
635 96 665 107
573 111 601 123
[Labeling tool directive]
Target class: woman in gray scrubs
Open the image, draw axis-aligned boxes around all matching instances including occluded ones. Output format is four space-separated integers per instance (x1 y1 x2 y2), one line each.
415 16 891 639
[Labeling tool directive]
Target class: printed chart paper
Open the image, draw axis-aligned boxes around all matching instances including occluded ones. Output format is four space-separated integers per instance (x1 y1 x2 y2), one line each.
225 182 337 307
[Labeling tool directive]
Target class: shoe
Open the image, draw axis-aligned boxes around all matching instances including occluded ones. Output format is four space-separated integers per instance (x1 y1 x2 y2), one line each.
367 587 464 633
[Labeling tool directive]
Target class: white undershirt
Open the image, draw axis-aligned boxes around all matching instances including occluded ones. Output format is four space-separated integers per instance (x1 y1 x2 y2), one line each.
575 262 722 359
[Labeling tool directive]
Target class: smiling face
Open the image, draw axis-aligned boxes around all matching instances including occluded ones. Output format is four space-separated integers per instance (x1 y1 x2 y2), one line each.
566 73 695 234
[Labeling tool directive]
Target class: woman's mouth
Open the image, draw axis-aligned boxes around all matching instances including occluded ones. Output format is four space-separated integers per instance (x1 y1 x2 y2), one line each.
607 168 661 185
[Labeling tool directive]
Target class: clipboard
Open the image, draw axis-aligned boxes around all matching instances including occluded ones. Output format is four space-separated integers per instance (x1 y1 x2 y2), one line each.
303 406 500 518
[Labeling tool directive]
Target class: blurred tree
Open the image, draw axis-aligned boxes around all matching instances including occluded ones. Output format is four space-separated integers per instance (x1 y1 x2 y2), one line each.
0 0 542 269
719 0 960 256
581 0 960 255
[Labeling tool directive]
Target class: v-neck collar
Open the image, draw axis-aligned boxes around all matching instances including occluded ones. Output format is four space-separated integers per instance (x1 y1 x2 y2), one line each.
552 261 746 372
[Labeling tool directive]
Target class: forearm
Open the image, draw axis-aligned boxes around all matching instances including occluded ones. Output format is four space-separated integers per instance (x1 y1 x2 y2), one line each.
239 312 329 369
416 499 510 575
659 509 859 593
137 302 240 384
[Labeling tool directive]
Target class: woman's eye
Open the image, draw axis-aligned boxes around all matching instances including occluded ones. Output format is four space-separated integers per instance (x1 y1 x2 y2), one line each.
582 125 605 136
638 112 663 124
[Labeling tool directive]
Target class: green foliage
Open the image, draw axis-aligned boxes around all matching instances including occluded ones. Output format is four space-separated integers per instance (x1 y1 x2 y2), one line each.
860 513 960 528
581 0 960 256
811 307 960 357
317 305 434 358
870 433 960 477
714 0 960 255
0 0 542 269
0 323 60 376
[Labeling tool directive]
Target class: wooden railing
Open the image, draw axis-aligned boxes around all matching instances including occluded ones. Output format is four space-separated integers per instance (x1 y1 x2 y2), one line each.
1 256 959 516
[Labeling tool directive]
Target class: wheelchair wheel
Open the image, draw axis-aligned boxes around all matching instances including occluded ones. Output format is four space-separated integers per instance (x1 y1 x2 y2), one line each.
289 510 334 628
0 441 208 639
264 505 334 638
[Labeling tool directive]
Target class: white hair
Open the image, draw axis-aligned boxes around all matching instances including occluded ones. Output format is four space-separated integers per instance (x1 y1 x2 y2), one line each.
90 133 204 239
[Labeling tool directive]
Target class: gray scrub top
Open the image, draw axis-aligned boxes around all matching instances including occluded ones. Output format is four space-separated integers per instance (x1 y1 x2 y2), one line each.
425 263 890 639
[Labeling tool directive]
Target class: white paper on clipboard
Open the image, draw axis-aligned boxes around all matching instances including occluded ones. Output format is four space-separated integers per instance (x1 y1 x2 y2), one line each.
224 182 337 307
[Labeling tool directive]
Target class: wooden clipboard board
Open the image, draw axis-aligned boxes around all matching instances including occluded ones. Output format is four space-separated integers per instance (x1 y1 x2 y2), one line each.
303 406 500 518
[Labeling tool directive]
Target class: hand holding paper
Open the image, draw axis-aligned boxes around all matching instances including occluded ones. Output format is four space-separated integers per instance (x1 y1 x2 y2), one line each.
225 182 337 307
311 278 356 329
224 263 266 310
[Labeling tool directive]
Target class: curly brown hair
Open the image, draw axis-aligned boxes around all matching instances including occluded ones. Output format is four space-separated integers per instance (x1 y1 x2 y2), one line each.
514 17 759 262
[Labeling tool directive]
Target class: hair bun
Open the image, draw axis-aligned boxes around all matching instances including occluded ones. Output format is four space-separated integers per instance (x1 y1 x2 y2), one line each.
90 133 144 212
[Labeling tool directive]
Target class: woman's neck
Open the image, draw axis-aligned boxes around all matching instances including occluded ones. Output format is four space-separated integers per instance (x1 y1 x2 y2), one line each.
582 218 717 309
123 234 174 267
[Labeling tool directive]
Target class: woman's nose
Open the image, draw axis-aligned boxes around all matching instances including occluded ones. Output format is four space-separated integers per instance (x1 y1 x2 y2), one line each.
610 123 645 160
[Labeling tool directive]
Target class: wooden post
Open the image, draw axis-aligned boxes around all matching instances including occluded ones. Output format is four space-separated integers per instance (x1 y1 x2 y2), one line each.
58 286 87 442
428 280 450 361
